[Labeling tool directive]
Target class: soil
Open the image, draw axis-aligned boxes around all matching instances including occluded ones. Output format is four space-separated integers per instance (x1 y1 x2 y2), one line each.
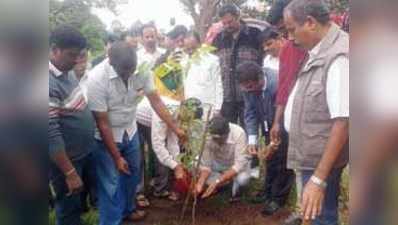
131 195 291 225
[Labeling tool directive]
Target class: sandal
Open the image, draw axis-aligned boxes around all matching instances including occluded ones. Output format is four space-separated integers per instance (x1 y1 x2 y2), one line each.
136 194 150 208
124 210 146 221
153 190 170 198
168 191 180 201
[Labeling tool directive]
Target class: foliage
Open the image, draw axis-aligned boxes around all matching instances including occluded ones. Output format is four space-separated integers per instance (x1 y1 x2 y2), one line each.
179 0 260 39
329 0 349 12
176 102 208 170
49 0 114 57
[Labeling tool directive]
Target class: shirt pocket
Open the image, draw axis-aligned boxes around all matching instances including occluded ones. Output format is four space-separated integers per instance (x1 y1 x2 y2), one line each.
108 87 125 108
304 84 330 123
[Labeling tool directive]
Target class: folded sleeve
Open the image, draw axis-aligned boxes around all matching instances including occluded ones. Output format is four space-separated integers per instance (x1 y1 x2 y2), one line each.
232 131 250 173
87 71 108 112
151 114 179 169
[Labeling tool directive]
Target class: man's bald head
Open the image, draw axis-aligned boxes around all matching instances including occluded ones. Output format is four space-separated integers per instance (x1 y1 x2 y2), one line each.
108 41 137 78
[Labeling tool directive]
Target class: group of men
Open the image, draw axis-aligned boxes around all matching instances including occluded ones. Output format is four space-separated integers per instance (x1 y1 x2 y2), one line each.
49 0 349 225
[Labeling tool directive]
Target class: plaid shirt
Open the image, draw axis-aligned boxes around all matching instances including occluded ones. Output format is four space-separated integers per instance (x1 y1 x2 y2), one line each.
212 21 263 102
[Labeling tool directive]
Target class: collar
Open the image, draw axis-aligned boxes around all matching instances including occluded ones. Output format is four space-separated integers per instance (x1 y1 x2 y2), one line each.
309 23 340 60
308 37 323 60
104 59 119 79
226 131 234 144
49 61 64 77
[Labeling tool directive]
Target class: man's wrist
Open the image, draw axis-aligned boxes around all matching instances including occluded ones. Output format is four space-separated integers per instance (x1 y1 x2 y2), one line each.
310 175 327 189
65 168 76 177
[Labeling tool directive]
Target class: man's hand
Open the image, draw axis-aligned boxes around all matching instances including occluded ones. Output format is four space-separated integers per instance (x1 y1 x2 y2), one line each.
247 144 257 156
65 170 84 196
170 50 184 63
194 182 205 197
301 180 325 220
270 123 281 145
176 127 187 144
115 157 131 175
265 142 280 160
174 164 186 179
202 181 219 198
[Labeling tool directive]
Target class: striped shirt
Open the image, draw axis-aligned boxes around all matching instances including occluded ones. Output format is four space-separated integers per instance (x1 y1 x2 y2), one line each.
49 62 95 161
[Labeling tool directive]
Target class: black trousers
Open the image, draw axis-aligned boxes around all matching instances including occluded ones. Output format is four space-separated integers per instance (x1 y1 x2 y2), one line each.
263 128 295 206
137 124 169 193
221 101 245 127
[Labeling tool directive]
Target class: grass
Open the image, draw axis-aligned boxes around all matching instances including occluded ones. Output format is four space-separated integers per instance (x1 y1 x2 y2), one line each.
49 209 99 225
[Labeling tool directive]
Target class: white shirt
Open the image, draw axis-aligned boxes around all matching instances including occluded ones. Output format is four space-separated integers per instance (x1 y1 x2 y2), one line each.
49 61 63 76
183 53 223 111
263 54 279 71
137 47 165 69
284 40 349 132
200 124 250 173
136 96 180 127
151 103 181 170
87 59 155 142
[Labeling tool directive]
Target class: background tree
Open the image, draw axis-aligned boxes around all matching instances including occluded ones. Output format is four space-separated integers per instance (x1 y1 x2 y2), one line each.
49 0 125 57
179 0 272 40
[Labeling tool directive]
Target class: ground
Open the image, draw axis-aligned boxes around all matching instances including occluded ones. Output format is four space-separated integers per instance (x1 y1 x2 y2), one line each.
134 194 290 225
49 170 349 225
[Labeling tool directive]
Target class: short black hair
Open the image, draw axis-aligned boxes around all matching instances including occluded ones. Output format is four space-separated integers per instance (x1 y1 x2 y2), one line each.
105 32 119 44
237 61 264 84
218 3 240 18
267 0 292 25
285 0 330 25
50 25 87 50
140 23 157 36
209 116 230 136
185 30 201 43
167 25 188 40
259 26 280 43
108 41 137 67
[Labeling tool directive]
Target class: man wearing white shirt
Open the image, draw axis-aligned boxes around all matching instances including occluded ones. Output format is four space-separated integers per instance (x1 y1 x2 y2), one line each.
135 96 180 201
283 1 349 224
137 23 165 69
135 23 168 205
151 98 204 200
87 41 186 224
183 31 223 114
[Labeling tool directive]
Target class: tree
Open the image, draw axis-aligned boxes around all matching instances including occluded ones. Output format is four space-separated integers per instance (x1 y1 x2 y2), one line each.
179 0 271 40
49 0 120 57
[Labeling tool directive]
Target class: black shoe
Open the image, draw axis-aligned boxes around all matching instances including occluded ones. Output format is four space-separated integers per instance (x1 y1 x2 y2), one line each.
282 213 302 225
261 200 281 216
248 193 270 204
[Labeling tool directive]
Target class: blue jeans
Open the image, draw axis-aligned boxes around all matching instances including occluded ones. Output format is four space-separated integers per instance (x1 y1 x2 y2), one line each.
94 133 141 225
50 153 95 225
301 168 343 225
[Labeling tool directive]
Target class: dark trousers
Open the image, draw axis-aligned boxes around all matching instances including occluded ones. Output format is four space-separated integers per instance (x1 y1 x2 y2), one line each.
80 153 98 209
50 153 95 225
264 128 295 206
137 124 169 194
221 101 245 127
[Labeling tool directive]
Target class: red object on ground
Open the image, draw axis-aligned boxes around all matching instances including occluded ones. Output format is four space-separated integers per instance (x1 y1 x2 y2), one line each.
173 170 193 194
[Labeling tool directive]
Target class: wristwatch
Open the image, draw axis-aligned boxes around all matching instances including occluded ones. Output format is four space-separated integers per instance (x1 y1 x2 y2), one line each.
215 178 221 185
310 175 327 188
